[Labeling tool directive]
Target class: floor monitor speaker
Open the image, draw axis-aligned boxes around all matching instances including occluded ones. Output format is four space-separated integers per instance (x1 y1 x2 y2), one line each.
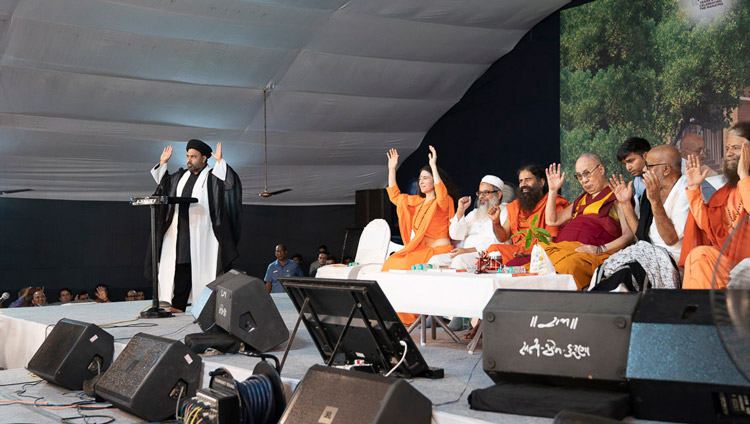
27 318 114 390
279 365 431 424
94 333 202 422
214 273 289 352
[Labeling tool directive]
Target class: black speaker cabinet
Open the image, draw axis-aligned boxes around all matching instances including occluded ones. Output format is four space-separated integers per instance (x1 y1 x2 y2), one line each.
27 318 114 390
355 189 393 228
191 269 244 330
627 289 750 423
482 290 640 388
94 333 202 422
214 274 289 352
279 365 432 424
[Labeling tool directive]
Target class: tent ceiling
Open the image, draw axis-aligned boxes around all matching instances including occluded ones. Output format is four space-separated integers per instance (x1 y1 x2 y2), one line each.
0 0 567 205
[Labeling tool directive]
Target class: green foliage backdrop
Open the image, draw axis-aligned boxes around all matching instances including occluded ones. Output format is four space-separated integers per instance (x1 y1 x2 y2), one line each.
559 0 750 198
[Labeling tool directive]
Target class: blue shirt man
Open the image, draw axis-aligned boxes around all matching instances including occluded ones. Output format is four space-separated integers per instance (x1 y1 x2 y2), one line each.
264 244 303 293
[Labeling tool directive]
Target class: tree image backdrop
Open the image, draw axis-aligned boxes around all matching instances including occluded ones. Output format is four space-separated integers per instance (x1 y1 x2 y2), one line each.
559 0 750 198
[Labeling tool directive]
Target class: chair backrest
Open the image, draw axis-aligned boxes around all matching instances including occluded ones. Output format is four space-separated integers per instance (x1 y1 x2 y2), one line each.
355 219 391 264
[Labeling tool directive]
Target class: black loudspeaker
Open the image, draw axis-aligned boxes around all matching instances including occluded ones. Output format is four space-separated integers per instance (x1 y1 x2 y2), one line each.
279 365 432 424
214 274 289 352
627 290 750 423
482 290 640 388
27 318 114 390
191 269 244 330
94 333 202 422
355 189 392 228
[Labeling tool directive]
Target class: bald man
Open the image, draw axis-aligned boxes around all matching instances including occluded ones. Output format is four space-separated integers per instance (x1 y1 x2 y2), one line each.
597 145 689 290
543 154 634 289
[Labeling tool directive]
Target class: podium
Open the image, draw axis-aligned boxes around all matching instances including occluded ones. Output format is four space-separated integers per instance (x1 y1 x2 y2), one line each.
131 195 197 318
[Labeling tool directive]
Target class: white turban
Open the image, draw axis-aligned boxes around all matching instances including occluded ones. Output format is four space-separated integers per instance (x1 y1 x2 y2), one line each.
481 175 504 191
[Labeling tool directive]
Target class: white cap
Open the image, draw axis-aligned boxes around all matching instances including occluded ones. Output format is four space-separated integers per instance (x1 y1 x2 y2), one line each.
481 175 504 191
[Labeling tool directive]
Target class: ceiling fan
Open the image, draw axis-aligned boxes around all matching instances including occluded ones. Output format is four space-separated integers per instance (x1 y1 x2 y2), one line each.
257 87 292 198
0 188 33 195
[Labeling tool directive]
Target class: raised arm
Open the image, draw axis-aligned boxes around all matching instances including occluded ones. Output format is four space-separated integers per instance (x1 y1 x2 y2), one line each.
387 148 399 188
545 163 572 226
609 174 638 235
151 145 173 183
428 145 441 185
643 170 678 245
685 154 711 230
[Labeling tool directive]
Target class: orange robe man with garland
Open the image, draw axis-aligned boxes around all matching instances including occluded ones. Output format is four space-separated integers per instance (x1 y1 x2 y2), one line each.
382 146 455 324
681 123 750 289
543 154 634 290
486 165 569 266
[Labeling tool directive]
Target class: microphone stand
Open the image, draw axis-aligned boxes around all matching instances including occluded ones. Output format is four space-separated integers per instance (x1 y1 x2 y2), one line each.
131 195 198 318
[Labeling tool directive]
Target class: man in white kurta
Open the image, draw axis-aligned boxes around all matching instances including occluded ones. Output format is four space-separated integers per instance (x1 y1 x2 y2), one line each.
429 175 507 269
150 140 240 312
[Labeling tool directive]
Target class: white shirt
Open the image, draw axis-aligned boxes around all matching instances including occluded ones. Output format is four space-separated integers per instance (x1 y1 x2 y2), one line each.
449 205 507 252
648 175 690 261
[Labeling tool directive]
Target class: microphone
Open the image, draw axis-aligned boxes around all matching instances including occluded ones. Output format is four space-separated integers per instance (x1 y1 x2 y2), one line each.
0 292 9 302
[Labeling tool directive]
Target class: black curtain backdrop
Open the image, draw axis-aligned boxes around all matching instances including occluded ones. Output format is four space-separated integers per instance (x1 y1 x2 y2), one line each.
0 9 568 305
0 197 353 303
398 12 562 198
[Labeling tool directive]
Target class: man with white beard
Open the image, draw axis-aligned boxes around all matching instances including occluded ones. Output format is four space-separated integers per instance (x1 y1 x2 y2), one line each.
429 175 506 269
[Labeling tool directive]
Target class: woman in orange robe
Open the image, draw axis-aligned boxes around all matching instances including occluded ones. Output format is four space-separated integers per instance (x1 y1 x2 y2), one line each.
382 145 455 324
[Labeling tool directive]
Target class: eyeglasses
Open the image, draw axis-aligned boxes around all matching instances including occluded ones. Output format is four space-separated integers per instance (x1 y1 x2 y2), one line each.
476 190 499 197
644 162 668 170
574 164 601 181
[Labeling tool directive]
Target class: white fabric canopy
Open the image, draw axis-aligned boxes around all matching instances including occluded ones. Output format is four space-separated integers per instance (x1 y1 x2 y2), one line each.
0 0 567 205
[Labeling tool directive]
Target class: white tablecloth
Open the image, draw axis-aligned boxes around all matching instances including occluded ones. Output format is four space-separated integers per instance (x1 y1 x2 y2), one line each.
363 271 578 318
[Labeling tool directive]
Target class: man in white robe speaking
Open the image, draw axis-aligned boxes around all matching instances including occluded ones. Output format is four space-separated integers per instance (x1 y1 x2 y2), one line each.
148 139 242 312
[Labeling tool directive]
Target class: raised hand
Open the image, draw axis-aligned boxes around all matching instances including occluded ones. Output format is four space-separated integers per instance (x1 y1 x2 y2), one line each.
457 196 471 211
211 142 222 163
546 163 565 193
642 170 660 203
487 204 501 223
428 145 437 168
608 174 633 203
386 148 399 170
739 142 750 180
95 285 108 302
685 154 708 190
159 146 173 166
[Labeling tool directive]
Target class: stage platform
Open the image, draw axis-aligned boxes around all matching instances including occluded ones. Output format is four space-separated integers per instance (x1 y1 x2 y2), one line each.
0 296 672 423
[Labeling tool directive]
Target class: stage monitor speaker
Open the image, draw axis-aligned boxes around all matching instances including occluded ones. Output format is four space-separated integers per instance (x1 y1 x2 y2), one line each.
278 364 432 424
214 273 289 352
627 289 750 423
94 333 202 422
27 318 114 390
482 290 640 388
355 189 392 228
191 269 244 331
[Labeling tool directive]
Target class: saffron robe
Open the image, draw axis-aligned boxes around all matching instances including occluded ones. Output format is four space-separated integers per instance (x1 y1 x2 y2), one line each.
486 193 570 266
543 187 622 290
681 177 750 289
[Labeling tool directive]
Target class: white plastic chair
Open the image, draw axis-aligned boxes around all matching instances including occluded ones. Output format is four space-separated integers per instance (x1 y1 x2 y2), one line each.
316 219 391 279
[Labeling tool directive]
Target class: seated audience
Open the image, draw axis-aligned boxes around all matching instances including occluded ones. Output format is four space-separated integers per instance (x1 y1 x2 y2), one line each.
8 286 36 308
125 290 138 301
617 137 651 200
325 256 337 265
31 289 47 306
58 288 73 303
94 284 110 303
264 244 303 293
136 290 146 300
487 165 570 266
599 145 689 290
382 145 457 325
681 122 750 289
543 154 634 289
429 175 505 269
309 251 328 277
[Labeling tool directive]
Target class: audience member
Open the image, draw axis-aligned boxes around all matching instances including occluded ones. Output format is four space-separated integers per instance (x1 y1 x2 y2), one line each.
680 133 718 200
31 289 47 306
487 165 570 266
136 290 146 300
681 122 750 289
75 291 90 301
600 145 688 289
616 137 651 200
325 256 337 265
9 286 38 308
125 290 138 301
94 284 110 303
429 175 505 269
309 251 328 277
543 154 634 289
343 256 354 265
58 288 73 303
264 244 303 293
